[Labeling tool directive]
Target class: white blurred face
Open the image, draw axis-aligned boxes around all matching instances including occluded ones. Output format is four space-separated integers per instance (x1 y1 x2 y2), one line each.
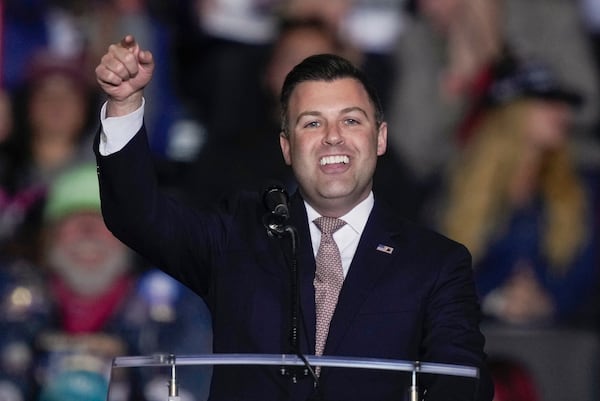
279 78 387 217
48 212 130 296
524 100 573 151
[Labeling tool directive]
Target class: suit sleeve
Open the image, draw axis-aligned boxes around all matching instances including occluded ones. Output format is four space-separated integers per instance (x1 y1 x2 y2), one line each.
421 241 494 401
93 126 223 297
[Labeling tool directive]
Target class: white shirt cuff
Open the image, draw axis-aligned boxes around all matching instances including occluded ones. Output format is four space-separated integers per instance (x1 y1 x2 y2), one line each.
98 98 145 156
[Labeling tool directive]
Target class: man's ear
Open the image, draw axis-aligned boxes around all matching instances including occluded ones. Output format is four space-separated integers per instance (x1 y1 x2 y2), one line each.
279 132 292 165
377 122 387 156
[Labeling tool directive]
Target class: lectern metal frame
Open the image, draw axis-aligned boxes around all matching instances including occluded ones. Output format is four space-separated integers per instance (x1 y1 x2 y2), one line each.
109 353 479 401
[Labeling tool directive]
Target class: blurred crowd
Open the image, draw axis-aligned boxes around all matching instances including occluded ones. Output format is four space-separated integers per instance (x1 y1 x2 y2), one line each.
1 0 600 400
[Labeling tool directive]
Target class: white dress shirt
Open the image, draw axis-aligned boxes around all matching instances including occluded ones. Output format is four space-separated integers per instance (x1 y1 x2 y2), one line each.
98 100 145 156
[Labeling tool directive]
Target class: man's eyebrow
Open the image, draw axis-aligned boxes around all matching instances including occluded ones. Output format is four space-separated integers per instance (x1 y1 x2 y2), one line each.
295 107 370 125
340 106 369 119
295 110 322 125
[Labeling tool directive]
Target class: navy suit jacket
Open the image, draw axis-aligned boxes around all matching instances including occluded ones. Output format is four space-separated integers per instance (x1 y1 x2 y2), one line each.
95 127 493 401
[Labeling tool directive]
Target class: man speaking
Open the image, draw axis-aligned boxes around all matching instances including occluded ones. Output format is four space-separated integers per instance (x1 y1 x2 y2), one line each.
94 35 493 401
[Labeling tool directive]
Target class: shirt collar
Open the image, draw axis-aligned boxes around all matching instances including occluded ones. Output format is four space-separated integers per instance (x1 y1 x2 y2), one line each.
305 192 374 235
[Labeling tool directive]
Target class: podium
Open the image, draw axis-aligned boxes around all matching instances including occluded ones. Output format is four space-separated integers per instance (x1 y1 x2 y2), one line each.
109 353 479 400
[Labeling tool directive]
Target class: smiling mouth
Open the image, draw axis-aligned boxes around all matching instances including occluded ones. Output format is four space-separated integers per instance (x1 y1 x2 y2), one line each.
320 155 350 166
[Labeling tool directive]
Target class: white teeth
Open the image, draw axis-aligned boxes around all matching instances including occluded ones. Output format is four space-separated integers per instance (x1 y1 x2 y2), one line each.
320 155 349 166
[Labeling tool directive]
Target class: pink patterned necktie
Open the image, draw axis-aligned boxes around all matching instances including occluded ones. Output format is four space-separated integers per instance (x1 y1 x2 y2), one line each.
313 216 346 358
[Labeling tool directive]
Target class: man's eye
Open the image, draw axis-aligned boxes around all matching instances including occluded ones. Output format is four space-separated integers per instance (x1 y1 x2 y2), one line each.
344 118 360 125
304 121 320 128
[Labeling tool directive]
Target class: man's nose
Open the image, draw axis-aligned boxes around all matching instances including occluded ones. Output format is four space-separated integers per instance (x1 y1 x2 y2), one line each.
323 124 343 145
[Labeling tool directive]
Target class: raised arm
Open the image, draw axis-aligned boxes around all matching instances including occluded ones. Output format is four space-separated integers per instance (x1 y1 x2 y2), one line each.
93 33 238 301
95 35 154 117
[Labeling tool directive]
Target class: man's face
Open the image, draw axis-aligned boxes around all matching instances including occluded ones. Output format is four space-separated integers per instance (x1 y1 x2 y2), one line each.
48 212 130 296
279 78 387 217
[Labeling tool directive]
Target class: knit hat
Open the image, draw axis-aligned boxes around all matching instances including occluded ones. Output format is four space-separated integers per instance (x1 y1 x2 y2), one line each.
44 163 101 222
457 54 584 145
26 50 89 95
483 57 583 108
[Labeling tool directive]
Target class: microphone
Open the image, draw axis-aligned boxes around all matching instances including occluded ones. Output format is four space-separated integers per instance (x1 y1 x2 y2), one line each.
262 182 290 237
263 182 290 221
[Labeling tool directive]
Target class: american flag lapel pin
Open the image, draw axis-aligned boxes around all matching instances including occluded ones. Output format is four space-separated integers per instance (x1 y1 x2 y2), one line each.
376 244 394 254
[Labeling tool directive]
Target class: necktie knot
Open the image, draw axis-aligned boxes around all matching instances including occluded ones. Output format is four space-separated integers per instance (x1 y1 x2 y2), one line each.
314 216 346 236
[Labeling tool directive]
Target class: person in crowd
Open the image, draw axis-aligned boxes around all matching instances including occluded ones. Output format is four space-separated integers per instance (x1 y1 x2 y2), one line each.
388 0 504 189
263 17 353 121
439 57 599 326
2 0 92 92
0 50 99 260
388 0 600 222
175 16 351 208
278 0 402 113
0 163 213 401
177 16 421 220
93 35 493 400
168 0 278 149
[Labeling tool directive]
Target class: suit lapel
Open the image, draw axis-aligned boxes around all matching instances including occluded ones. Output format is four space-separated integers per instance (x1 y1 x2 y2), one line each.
287 194 410 357
324 201 406 355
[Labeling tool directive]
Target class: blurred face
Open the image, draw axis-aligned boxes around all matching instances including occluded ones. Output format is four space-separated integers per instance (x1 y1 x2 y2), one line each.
279 78 387 217
283 0 351 30
29 74 87 141
524 100 573 151
418 0 464 32
265 27 339 99
48 212 130 296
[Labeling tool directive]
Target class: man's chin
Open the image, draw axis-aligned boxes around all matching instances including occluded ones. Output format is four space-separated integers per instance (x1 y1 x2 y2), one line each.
319 179 368 202
48 246 131 296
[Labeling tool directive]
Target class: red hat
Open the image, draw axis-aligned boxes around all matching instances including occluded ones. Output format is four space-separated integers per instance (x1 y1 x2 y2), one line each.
26 50 89 92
